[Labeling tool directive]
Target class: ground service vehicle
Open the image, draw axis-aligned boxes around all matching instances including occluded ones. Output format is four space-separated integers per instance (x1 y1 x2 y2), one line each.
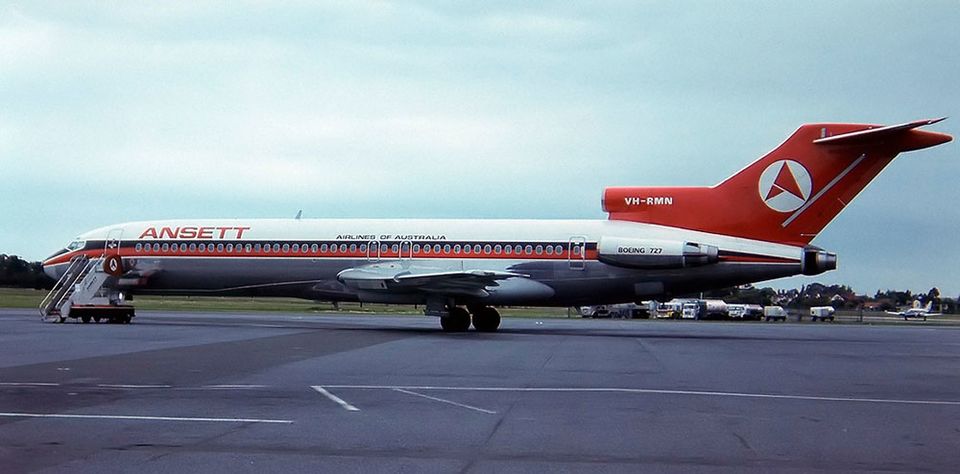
810 306 836 322
764 306 789 322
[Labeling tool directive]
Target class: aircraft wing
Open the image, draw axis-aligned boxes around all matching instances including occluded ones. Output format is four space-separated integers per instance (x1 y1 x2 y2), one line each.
337 264 528 297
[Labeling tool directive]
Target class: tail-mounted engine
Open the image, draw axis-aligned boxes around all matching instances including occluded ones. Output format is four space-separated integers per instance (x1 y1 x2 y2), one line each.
597 237 719 269
801 246 837 275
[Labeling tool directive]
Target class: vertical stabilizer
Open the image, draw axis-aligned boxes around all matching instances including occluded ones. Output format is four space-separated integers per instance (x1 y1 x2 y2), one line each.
604 119 951 245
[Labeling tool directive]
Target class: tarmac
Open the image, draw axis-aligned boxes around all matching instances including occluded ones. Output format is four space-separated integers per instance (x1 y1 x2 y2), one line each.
1 308 959 473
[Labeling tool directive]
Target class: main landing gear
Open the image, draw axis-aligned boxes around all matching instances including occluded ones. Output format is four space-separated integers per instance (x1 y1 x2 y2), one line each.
439 306 501 333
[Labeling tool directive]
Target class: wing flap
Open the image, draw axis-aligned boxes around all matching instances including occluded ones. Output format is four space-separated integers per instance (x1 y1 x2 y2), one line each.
337 264 527 297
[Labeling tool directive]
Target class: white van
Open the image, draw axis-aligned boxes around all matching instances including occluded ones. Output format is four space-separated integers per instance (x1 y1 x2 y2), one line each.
809 306 836 322
763 306 789 322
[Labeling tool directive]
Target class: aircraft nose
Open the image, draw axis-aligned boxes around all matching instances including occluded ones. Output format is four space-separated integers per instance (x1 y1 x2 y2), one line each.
43 263 62 281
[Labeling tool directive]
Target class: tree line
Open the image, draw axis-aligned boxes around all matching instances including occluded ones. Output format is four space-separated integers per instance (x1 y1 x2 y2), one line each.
0 255 54 289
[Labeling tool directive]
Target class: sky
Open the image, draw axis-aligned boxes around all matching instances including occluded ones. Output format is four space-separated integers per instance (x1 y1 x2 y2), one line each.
1 1 958 297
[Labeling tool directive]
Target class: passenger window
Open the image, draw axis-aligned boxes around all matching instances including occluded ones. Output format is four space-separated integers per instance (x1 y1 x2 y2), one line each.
162 243 170 252
463 245 471 254
226 243 234 252
245 244 252 252
555 245 563 254
434 244 441 253
339 244 347 252
525 245 533 254
545 245 553 255
135 243 142 252
359 244 367 253
292 243 300 252
453 244 461 254
273 243 280 252
321 244 328 252
217 243 225 252
443 244 451 253
413 244 421 253
484 244 492 253
504 245 512 255
311 244 319 252
189 243 197 252
494 244 502 254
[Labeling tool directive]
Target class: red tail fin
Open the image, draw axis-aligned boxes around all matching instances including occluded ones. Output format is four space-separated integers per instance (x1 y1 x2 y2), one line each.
604 119 951 246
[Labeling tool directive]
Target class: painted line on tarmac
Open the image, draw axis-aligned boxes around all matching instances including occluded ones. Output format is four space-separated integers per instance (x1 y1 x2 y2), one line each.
1 382 269 391
320 384 960 407
392 388 496 414
0 412 293 424
311 386 360 411
0 382 60 387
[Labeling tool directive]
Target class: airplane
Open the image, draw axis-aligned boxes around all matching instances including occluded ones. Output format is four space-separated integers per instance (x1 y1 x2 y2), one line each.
41 118 952 331
886 301 941 321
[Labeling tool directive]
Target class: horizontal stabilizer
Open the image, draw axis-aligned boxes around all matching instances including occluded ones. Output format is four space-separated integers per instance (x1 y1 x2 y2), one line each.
813 118 950 151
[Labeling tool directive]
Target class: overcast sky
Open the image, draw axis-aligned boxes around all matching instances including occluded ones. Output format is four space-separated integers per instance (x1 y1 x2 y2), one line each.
2 1 957 296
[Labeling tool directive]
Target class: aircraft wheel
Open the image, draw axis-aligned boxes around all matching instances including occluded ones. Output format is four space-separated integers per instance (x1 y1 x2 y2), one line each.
471 307 501 333
440 307 470 332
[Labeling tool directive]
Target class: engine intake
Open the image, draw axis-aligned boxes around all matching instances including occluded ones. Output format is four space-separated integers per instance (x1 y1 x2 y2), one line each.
801 246 837 275
597 237 719 269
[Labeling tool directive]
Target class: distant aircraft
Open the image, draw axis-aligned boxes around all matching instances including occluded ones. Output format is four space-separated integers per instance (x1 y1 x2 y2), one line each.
41 119 951 331
887 301 941 321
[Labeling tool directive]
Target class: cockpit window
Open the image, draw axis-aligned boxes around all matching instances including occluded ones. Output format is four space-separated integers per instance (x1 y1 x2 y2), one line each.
66 240 85 251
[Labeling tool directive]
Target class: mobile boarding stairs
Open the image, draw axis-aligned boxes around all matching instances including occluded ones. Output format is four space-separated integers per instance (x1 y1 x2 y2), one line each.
38 255 135 324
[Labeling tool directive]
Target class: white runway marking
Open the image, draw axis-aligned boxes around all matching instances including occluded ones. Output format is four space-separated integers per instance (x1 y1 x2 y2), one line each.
311 386 360 411
320 385 960 407
393 388 496 415
0 412 292 424
0 382 60 387
97 384 173 389
200 384 269 389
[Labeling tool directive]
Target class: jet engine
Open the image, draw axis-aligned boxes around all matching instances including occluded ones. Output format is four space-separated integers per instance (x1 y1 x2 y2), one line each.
597 237 719 269
801 246 837 275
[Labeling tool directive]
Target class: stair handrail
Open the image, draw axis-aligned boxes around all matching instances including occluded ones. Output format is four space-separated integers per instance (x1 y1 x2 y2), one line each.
38 255 90 319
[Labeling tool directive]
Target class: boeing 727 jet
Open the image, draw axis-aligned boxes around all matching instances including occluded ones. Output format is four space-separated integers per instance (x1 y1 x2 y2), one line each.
41 119 952 331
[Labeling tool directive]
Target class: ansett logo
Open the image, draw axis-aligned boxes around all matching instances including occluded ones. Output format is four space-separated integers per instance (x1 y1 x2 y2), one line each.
758 160 811 212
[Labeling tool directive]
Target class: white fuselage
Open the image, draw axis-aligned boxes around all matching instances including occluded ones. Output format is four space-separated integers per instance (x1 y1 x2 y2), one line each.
43 218 809 306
